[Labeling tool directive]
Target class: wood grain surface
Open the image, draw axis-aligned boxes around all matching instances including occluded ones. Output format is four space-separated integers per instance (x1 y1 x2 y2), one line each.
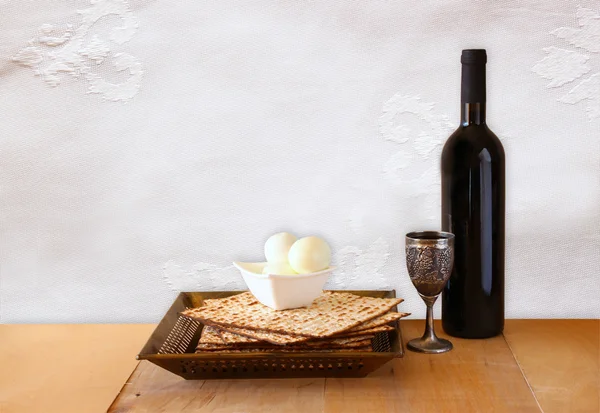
0 324 155 413
324 320 542 413
1 320 598 413
504 319 599 413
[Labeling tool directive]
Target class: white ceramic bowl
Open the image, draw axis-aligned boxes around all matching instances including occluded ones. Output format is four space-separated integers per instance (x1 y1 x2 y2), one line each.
233 262 333 310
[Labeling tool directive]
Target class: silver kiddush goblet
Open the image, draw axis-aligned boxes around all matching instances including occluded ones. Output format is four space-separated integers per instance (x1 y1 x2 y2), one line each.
405 231 455 354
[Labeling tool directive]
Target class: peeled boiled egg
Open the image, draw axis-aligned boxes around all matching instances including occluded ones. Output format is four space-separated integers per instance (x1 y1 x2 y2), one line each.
288 236 331 274
262 262 298 276
264 232 297 264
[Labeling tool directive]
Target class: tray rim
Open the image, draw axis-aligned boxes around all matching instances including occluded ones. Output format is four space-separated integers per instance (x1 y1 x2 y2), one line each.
138 289 405 361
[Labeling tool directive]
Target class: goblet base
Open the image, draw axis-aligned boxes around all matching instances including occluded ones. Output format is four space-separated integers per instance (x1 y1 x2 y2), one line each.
407 337 453 354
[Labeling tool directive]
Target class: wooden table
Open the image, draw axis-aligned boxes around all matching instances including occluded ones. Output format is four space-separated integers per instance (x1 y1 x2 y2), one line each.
0 320 597 413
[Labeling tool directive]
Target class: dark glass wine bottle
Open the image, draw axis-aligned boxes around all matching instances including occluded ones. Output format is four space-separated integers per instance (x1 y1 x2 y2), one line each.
441 49 505 338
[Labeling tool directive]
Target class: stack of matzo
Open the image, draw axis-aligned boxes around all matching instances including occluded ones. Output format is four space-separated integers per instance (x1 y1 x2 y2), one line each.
181 291 409 353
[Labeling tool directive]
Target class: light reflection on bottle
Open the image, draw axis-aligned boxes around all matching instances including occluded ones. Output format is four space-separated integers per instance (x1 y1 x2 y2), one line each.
479 148 492 296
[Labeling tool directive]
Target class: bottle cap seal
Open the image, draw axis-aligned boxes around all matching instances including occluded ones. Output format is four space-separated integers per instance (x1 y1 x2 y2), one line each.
461 49 487 65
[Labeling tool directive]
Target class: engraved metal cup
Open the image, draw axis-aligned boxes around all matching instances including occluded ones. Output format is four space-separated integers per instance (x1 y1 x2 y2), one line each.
405 231 455 354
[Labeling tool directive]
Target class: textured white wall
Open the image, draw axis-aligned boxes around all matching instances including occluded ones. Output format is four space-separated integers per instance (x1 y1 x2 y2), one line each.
1 0 599 323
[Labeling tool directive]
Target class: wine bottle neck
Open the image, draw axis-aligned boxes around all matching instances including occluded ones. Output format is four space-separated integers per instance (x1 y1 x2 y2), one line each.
462 103 486 125
461 59 486 125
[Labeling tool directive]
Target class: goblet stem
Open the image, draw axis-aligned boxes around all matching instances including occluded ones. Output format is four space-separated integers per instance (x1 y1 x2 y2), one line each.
421 295 438 341
406 293 453 353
